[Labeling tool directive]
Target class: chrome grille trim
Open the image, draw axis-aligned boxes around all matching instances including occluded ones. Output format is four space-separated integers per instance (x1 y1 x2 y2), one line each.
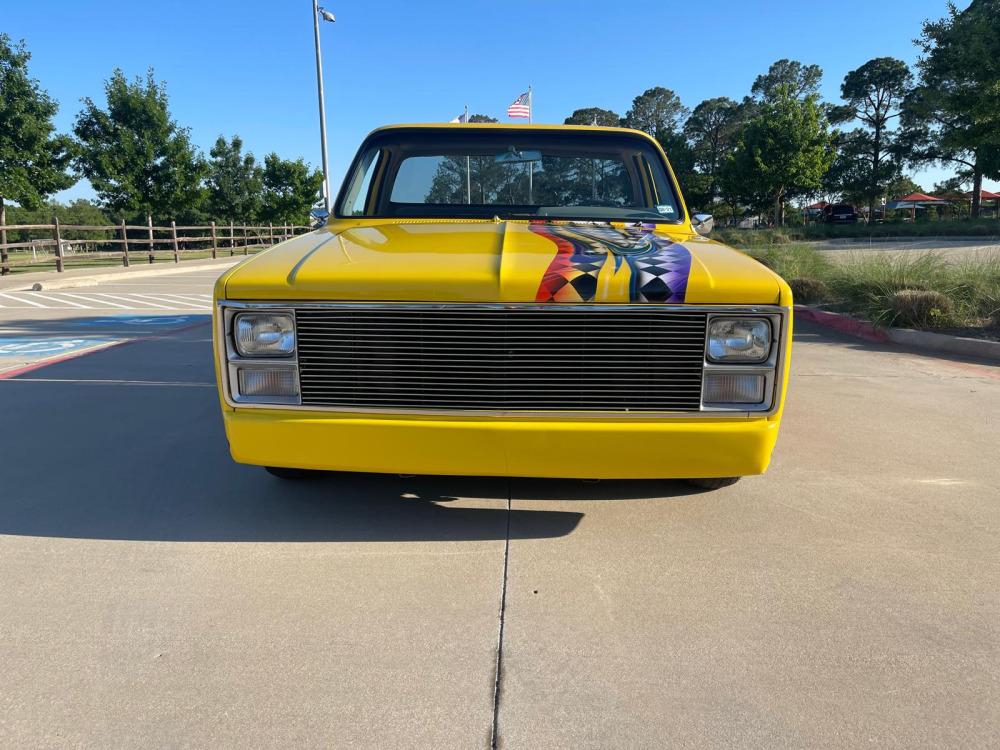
294 306 707 412
218 302 788 418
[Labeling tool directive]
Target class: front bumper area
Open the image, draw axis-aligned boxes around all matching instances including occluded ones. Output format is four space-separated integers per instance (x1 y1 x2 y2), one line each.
223 409 781 479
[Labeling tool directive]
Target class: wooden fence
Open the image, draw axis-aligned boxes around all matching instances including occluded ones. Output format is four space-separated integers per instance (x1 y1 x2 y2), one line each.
0 215 312 275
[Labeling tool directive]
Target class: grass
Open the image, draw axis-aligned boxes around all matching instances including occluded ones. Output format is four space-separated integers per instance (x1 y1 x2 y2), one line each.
713 219 1000 248
743 243 1000 334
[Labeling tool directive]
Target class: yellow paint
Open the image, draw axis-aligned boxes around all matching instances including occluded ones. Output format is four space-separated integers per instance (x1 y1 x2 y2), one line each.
214 124 794 479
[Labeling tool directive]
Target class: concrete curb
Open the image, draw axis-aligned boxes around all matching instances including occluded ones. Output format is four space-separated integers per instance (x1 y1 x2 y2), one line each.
0 258 243 292
795 305 1000 363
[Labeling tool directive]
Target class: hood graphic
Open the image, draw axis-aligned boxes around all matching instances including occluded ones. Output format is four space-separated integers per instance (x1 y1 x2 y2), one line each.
530 223 691 303
222 219 784 305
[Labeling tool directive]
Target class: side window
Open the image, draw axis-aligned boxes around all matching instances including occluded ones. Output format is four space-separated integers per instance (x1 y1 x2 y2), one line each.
341 149 381 216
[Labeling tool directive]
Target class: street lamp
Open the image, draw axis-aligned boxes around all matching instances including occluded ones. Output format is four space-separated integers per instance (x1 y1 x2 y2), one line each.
312 2 335 213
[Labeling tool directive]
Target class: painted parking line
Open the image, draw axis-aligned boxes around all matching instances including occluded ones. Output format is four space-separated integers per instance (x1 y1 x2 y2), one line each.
24 292 90 309
58 292 133 308
91 293 179 309
0 292 48 308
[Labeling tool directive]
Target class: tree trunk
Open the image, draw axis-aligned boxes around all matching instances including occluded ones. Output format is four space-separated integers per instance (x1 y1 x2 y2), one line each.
0 197 7 276
870 122 881 226
774 194 782 227
971 166 983 219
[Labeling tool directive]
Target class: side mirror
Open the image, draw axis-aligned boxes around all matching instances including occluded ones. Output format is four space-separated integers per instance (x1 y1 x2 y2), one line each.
310 207 330 228
691 213 714 236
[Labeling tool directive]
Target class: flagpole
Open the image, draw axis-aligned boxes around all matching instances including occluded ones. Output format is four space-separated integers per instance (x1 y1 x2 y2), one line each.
527 85 533 204
464 105 471 204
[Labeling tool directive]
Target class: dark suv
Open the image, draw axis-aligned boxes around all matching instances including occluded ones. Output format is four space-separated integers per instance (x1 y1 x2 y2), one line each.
822 203 859 224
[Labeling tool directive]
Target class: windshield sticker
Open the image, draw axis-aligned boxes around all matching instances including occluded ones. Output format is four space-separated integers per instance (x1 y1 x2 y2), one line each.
656 204 675 215
531 224 691 303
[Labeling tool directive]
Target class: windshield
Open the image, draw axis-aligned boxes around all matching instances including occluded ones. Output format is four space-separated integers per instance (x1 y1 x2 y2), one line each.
337 128 685 223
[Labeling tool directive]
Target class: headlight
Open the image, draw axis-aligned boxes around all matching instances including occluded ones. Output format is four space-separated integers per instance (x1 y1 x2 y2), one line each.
707 318 771 363
234 312 295 357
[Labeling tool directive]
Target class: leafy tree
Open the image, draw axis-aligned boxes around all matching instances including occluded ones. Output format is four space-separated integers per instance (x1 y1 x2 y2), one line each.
832 57 913 219
751 59 823 102
683 97 743 203
902 0 1000 217
73 69 206 222
468 114 498 124
725 86 835 225
622 87 688 139
206 135 262 222
884 174 923 199
564 107 622 127
0 34 75 223
260 154 323 225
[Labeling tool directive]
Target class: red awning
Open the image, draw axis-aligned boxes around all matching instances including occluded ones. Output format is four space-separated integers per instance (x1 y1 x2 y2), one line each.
898 192 947 202
967 190 1000 200
804 201 828 209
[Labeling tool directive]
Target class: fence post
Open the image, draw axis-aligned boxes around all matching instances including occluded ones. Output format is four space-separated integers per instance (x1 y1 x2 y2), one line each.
229 221 235 256
170 220 180 263
0 200 8 276
53 217 64 273
147 215 155 264
120 219 130 267
243 225 249 255
268 222 274 246
210 221 218 259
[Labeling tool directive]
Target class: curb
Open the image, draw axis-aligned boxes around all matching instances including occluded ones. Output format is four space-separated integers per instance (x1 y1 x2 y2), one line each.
795 305 1000 363
0 258 243 292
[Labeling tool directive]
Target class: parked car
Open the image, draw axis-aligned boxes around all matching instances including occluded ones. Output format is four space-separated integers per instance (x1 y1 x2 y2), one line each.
213 124 793 489
821 203 859 224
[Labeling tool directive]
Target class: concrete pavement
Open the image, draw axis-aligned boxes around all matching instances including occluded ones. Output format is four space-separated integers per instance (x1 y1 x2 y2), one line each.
0 270 998 748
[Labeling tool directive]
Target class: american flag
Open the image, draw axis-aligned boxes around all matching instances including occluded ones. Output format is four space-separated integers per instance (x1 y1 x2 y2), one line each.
507 91 531 119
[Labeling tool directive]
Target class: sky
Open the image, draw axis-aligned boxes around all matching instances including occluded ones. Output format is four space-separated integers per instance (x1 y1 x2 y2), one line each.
5 0 994 204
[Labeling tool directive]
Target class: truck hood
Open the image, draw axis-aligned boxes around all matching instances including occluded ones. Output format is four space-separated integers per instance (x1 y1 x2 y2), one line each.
223 220 784 305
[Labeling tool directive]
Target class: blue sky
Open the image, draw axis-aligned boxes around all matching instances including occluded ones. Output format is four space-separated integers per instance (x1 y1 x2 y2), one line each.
6 0 993 202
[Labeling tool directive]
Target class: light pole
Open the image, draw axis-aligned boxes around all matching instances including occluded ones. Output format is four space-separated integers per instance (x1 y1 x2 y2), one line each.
312 2 335 213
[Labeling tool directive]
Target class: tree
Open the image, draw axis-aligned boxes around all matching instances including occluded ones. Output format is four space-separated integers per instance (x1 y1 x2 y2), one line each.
260 154 323 225
683 97 743 203
73 69 206 221
833 57 913 220
0 34 75 224
564 107 622 127
206 136 262 222
902 0 1000 217
751 59 823 102
622 87 688 139
725 87 835 225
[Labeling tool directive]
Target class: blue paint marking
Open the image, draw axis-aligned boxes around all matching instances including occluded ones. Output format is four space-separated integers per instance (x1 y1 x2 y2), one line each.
0 337 117 358
74 315 200 328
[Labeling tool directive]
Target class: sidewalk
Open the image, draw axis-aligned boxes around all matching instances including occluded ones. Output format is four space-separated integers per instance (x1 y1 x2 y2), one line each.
0 256 243 291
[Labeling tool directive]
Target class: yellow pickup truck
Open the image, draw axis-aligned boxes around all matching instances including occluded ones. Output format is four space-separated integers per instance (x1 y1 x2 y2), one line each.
213 124 792 489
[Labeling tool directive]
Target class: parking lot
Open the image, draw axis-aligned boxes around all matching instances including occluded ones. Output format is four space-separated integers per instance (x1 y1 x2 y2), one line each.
1 267 998 748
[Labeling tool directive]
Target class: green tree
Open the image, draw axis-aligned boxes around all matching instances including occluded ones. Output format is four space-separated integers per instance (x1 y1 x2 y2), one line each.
683 97 743 203
73 69 206 222
903 0 1000 217
833 57 913 219
622 87 688 139
563 107 622 127
0 34 75 224
260 154 323 225
206 135 262 222
726 87 835 225
751 59 823 102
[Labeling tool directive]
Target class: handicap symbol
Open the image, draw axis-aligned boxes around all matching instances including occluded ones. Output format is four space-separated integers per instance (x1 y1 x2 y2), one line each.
0 338 100 357
83 315 193 327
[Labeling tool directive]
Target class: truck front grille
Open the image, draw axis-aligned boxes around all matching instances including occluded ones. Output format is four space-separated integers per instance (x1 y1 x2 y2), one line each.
295 306 707 412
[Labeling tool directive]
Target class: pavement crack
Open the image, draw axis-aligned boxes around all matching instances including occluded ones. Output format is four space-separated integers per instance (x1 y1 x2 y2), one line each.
490 482 512 749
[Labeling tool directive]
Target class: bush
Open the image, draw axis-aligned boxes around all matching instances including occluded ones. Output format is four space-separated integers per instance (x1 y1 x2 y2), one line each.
745 244 834 281
789 277 829 304
887 290 955 328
